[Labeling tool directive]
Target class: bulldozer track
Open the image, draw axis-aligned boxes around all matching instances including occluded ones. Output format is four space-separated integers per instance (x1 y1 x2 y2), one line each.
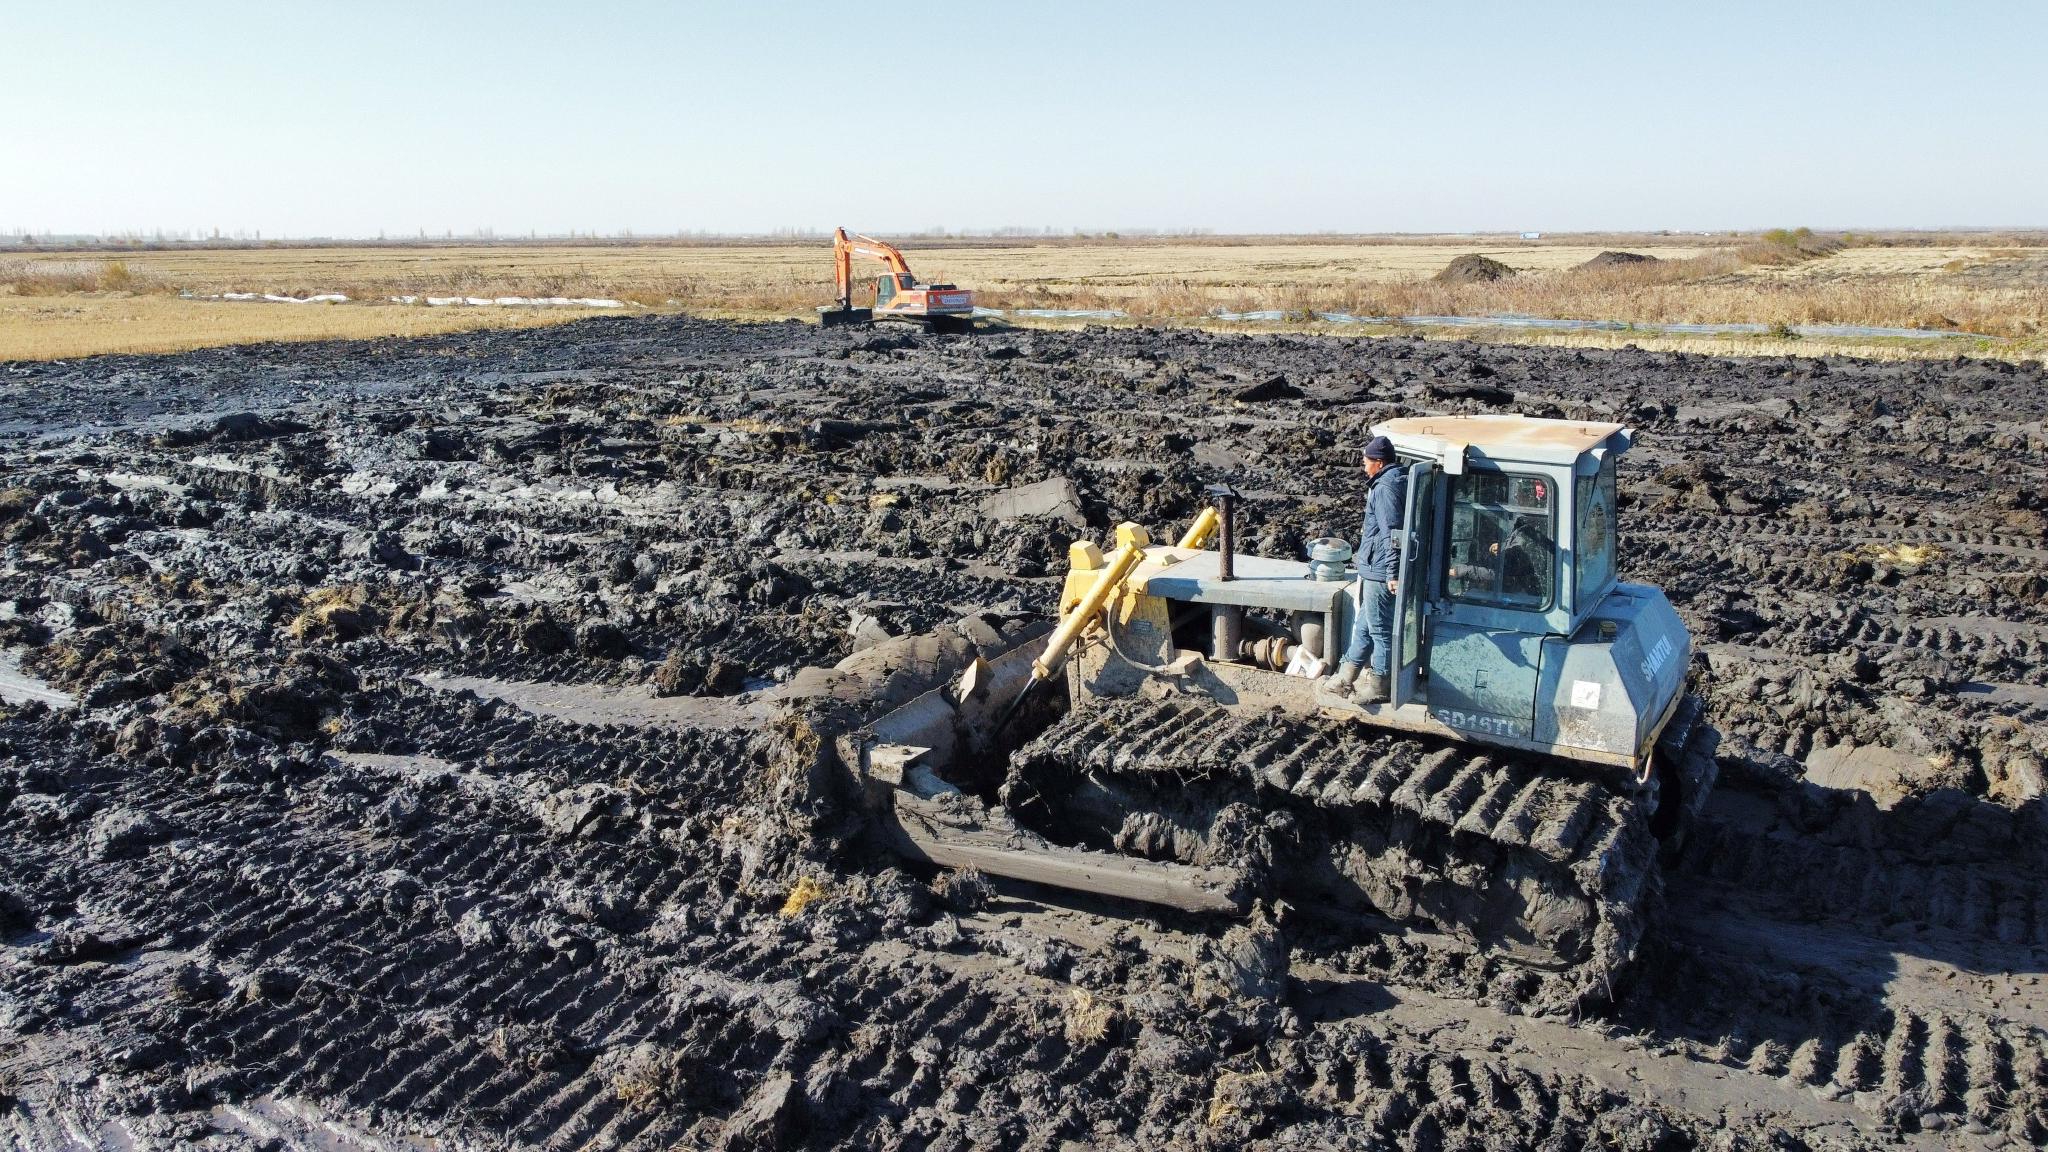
1004 692 1656 1012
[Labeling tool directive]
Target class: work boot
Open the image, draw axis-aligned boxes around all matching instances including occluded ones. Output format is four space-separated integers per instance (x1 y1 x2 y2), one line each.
1327 662 1360 693
1356 671 1390 704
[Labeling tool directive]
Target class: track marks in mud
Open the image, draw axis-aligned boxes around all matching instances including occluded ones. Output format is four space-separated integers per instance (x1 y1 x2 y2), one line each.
8 715 784 1148
1678 815 2048 950
1631 917 2048 1140
7 317 2048 1148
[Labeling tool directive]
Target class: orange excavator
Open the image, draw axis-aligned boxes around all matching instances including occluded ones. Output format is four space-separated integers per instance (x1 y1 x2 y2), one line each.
819 228 975 333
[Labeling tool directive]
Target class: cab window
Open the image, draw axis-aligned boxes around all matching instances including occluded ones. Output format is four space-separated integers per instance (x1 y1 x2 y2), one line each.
875 275 896 304
1447 471 1555 610
1576 459 1616 605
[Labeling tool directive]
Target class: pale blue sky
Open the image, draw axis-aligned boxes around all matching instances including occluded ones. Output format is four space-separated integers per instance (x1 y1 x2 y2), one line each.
6 1 2043 237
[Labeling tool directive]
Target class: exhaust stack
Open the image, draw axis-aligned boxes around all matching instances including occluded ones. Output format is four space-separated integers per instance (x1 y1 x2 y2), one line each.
1204 483 1244 661
1205 483 1240 581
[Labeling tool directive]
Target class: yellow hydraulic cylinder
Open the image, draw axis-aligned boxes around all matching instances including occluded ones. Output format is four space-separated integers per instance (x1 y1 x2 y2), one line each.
1027 508 1214 687
1032 536 1145 682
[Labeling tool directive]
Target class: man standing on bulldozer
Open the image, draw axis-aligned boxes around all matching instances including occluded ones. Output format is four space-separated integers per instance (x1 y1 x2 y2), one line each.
1332 436 1406 702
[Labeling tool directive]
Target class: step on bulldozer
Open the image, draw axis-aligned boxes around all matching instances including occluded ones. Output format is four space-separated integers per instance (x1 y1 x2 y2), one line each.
803 415 1717 1004
818 228 975 333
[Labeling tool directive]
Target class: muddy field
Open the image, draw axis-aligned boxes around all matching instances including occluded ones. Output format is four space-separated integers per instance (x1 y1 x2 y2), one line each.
1 315 2045 1150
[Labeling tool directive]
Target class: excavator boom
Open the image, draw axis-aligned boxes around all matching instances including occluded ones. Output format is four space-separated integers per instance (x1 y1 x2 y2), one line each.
834 229 913 305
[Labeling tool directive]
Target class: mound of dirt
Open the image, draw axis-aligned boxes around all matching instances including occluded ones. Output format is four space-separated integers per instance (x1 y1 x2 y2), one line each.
1581 250 1659 269
1434 253 1516 283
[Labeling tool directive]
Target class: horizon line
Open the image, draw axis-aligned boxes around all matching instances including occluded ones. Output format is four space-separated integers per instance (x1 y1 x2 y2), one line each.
8 224 2048 250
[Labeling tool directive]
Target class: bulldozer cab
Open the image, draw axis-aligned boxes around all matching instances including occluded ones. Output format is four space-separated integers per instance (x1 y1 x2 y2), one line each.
1382 415 1626 642
1365 415 1675 762
1444 473 1556 610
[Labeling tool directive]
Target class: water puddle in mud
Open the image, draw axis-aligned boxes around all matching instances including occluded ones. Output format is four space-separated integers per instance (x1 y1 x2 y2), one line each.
1958 681 2048 714
99 470 192 498
1918 615 2048 641
780 547 1049 585
0 650 75 710
1804 743 1943 808
415 670 777 731
216 1094 435 1151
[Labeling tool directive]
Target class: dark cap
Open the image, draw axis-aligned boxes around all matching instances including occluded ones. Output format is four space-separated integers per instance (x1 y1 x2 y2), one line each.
1363 435 1397 463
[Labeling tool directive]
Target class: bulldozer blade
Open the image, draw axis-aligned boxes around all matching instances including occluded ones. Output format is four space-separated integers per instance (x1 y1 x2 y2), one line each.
887 789 1247 915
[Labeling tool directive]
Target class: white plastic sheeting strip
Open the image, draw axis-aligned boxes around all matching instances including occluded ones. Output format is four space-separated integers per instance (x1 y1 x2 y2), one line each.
183 292 349 304
389 295 629 308
179 291 626 308
972 306 1125 320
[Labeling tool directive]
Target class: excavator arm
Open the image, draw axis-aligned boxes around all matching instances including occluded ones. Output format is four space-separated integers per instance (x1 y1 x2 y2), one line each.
833 227 915 309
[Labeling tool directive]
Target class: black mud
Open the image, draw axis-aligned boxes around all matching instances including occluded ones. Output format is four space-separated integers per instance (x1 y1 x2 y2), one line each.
2 315 2046 1149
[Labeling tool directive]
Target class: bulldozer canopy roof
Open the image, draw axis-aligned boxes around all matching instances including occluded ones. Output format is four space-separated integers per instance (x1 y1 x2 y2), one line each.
1375 414 1630 467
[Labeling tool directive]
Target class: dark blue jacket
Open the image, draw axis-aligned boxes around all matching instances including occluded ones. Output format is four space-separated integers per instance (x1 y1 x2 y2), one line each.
1357 463 1408 581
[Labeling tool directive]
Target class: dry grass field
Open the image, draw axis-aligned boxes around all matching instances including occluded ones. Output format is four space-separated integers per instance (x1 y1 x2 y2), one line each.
3 232 2044 362
0 293 622 362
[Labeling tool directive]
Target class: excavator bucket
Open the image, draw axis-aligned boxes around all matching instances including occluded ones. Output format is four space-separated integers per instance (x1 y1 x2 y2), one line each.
817 306 873 329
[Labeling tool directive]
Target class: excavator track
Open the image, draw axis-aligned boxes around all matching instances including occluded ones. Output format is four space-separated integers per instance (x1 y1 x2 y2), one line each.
1000 691 1682 1011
